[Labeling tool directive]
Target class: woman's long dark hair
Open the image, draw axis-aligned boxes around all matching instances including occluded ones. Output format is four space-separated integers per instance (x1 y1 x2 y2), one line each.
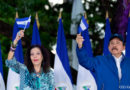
24 45 50 73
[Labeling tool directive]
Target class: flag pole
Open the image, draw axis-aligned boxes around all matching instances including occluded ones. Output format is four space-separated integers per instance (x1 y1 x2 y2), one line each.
84 12 87 19
58 11 62 21
23 23 27 30
15 12 22 36
106 10 109 19
15 11 19 19
23 15 31 30
35 12 40 29
84 12 89 24
106 11 112 22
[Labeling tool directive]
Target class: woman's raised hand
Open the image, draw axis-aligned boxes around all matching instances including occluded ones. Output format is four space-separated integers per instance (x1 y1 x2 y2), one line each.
13 30 25 45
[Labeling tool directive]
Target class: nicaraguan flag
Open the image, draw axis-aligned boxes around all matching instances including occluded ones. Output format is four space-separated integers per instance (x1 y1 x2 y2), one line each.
7 21 24 90
78 16 89 33
31 19 41 45
125 17 130 57
16 16 31 29
0 42 5 90
54 18 73 90
77 16 97 90
103 18 111 55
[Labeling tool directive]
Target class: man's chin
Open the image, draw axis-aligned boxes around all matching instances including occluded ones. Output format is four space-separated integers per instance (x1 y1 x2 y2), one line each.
111 52 118 55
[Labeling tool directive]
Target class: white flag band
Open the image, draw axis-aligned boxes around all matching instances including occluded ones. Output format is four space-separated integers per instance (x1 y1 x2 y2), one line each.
80 20 87 31
16 16 31 29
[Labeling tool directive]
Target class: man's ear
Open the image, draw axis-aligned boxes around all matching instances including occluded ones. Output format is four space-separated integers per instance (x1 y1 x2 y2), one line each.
123 45 125 50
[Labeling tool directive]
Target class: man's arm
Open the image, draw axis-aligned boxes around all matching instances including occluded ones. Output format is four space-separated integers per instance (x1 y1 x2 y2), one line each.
76 34 98 71
76 33 84 49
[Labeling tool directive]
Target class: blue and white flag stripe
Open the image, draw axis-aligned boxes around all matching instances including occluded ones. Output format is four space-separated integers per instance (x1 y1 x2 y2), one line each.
0 43 5 90
0 73 5 90
77 65 97 90
7 20 24 90
78 16 89 33
54 54 73 90
54 18 73 90
77 16 97 90
7 69 20 90
16 16 31 29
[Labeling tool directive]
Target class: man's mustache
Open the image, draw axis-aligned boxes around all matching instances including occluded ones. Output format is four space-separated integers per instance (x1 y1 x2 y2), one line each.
112 47 118 51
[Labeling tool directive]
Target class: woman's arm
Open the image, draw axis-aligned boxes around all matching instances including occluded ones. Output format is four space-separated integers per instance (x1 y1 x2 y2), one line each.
6 30 25 73
7 30 24 60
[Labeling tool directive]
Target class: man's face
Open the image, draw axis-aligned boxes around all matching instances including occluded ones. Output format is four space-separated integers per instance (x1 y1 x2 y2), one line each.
108 38 125 57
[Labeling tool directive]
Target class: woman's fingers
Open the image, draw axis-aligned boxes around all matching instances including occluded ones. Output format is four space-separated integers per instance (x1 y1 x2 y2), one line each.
14 30 25 43
18 30 24 37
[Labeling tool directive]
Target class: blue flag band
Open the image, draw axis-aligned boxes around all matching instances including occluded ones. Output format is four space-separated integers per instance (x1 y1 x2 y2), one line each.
16 16 31 30
126 17 130 57
103 18 111 55
78 16 89 33
31 19 41 45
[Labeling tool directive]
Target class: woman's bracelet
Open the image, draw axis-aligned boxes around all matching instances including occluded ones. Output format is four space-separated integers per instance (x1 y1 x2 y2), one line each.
10 42 17 52
10 46 16 52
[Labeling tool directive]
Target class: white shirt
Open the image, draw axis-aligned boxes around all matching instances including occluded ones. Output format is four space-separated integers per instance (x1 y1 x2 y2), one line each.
113 55 123 80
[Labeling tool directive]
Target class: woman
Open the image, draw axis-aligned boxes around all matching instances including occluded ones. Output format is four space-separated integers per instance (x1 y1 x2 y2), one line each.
6 30 54 90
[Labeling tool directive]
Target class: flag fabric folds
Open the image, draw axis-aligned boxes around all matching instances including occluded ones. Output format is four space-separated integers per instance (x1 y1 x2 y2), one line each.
0 42 5 90
16 16 31 29
77 16 97 90
54 18 73 90
103 18 111 55
125 17 130 57
31 19 41 45
7 21 24 90
78 16 89 33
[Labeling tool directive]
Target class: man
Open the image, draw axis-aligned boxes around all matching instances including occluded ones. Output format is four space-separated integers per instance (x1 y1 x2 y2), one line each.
76 33 130 90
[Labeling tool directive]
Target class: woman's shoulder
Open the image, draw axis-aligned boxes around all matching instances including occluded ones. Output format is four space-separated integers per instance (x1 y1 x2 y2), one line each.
43 68 54 77
47 68 54 74
21 63 28 70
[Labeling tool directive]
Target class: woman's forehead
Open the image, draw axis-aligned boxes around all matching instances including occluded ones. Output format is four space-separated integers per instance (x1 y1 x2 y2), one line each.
31 47 41 52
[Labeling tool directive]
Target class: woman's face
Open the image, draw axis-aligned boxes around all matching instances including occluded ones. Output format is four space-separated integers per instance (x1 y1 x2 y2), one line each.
30 47 43 66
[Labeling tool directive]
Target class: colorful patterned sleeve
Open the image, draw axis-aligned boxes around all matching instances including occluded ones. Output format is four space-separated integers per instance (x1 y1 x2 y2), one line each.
48 69 55 90
5 57 26 74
